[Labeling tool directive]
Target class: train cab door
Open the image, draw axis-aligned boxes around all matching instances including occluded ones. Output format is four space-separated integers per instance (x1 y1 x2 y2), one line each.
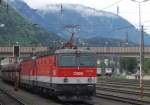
32 59 37 87
49 56 56 89
29 59 37 87
49 69 52 88
29 62 33 86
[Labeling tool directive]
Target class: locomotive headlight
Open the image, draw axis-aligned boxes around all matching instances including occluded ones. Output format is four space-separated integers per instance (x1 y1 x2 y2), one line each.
88 77 92 83
64 77 69 83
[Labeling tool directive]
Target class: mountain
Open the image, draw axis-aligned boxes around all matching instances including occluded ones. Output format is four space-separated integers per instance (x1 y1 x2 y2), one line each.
7 0 150 45
8 0 47 29
0 0 62 46
36 4 150 45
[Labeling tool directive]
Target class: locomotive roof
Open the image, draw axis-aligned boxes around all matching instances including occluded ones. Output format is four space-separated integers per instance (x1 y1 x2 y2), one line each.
34 50 55 57
20 48 95 60
55 48 94 54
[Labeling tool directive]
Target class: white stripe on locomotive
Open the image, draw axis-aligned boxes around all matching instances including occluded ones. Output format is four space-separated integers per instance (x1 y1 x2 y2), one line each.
21 75 96 84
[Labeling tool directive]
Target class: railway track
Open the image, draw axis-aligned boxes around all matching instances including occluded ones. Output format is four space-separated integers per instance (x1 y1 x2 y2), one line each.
0 88 28 105
97 82 150 91
98 79 150 85
96 92 150 105
98 79 150 89
96 79 150 105
96 86 150 97
0 80 94 105
61 101 93 105
99 80 141 85
0 88 93 105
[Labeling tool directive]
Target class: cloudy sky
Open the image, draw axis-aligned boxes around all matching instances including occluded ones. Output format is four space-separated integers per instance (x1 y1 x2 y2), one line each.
24 0 150 33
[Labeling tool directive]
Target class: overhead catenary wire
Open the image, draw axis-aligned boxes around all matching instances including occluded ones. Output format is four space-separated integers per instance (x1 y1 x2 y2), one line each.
100 0 124 10
98 0 150 31
117 11 150 14
142 20 150 23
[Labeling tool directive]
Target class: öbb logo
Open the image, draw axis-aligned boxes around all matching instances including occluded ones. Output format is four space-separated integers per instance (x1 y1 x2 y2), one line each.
73 72 83 76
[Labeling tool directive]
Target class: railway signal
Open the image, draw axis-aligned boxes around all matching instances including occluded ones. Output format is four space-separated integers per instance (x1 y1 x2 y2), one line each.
13 45 20 57
13 45 20 91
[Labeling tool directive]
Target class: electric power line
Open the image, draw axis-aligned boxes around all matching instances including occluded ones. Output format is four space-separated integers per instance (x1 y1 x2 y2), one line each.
118 11 150 14
143 20 150 23
101 0 123 10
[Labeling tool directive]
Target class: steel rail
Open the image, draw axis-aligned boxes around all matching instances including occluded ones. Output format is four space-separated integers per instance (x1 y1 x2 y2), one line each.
97 82 150 90
0 88 29 105
96 83 150 92
96 91 150 105
96 86 150 97
97 81 150 88
98 79 150 84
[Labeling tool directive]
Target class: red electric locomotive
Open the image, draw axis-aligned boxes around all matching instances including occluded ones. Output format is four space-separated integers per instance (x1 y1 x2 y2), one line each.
1 48 97 101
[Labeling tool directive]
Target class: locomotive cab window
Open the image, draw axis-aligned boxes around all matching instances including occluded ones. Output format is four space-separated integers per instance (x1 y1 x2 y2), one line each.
58 53 96 67
58 54 77 67
79 54 96 67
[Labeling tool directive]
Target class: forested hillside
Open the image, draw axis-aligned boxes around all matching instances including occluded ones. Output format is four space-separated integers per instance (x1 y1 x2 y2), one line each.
0 2 62 46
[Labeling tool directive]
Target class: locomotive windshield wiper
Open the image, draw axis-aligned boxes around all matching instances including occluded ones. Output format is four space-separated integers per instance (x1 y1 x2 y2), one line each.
79 63 86 67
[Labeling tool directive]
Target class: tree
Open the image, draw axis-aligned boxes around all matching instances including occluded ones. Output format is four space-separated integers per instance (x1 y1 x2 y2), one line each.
120 57 137 73
143 58 150 74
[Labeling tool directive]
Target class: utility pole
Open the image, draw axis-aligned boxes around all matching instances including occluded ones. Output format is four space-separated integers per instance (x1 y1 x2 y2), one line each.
60 4 64 27
60 4 63 16
131 0 149 98
141 26 144 69
0 0 2 5
125 32 128 43
125 32 129 47
117 6 119 15
140 25 144 98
